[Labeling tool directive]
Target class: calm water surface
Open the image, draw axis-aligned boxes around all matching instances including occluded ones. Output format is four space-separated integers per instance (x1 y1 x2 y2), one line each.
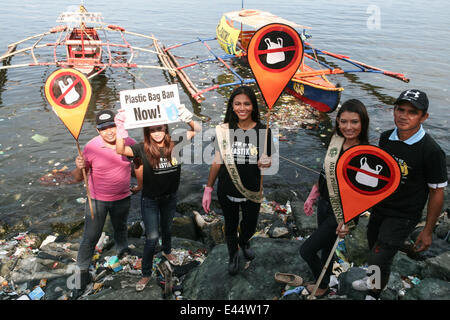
0 0 448 232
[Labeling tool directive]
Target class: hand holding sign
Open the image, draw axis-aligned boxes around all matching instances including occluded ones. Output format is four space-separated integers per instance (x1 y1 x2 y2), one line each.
114 110 129 139
336 145 401 223
120 84 186 129
44 68 94 220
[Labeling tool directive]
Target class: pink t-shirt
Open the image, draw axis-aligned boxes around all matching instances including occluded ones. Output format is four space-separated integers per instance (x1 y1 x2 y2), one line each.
83 135 136 201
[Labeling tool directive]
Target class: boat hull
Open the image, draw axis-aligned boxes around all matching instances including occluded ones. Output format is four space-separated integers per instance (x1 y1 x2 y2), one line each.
285 79 341 113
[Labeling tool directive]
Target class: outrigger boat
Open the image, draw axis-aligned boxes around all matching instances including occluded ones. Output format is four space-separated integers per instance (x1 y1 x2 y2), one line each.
0 4 172 80
156 9 409 112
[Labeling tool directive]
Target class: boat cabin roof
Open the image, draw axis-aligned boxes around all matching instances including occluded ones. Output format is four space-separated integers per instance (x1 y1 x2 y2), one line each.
57 11 104 25
223 9 311 30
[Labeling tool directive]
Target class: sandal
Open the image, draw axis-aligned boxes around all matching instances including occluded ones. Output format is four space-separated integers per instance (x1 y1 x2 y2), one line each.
136 277 151 292
274 272 303 287
305 284 330 299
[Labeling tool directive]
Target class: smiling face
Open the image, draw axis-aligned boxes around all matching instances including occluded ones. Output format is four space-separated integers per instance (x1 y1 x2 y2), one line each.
337 111 362 141
148 125 166 145
232 93 254 122
97 125 117 145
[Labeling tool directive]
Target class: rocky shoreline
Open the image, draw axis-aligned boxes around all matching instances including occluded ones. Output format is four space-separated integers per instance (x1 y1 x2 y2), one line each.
1 185 449 300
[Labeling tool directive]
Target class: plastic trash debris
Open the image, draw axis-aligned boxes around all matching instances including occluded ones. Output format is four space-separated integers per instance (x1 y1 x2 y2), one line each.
17 295 31 300
271 227 289 238
76 198 86 204
40 235 57 249
329 275 339 288
95 232 108 253
28 286 45 300
39 279 47 288
31 134 49 144
107 256 123 272
283 285 304 297
411 277 421 286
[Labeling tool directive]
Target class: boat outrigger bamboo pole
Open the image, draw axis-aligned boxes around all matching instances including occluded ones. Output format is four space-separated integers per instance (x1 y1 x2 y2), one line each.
4 32 52 52
0 44 49 62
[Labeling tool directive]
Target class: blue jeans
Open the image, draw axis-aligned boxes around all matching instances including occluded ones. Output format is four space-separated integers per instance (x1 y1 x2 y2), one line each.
141 193 177 277
77 197 130 270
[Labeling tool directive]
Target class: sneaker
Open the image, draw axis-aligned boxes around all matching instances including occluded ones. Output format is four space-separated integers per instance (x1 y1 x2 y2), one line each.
352 276 371 291
241 243 255 261
228 252 239 276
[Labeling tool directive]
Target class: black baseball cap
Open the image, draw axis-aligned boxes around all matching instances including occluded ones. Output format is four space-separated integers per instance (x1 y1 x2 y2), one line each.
394 89 429 112
96 110 116 129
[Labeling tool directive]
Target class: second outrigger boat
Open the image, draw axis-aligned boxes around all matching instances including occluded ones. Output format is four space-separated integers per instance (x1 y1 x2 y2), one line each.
157 9 409 112
0 4 173 80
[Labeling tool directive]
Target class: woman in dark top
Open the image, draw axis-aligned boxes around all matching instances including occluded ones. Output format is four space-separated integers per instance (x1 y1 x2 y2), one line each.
300 99 369 297
202 86 273 276
115 108 200 291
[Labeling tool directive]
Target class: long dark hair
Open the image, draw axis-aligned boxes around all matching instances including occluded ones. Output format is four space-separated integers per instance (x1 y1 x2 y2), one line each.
333 99 369 144
224 86 260 129
143 124 174 168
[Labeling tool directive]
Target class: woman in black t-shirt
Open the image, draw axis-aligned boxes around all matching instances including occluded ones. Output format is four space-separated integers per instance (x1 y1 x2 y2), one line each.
115 107 200 291
299 99 369 298
202 86 273 276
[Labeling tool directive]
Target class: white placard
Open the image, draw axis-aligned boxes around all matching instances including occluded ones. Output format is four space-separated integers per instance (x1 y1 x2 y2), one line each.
119 84 180 129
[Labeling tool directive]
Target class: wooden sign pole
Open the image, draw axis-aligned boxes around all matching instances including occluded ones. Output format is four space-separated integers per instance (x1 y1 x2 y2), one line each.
76 139 95 220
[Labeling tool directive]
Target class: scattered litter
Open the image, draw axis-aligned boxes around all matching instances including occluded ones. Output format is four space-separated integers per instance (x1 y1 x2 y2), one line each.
282 285 304 297
270 102 320 131
28 286 45 300
40 235 57 249
76 197 86 204
31 134 49 144
95 232 109 253
106 256 123 272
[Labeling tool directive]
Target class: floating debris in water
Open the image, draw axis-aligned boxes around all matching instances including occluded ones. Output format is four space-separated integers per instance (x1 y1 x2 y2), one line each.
31 134 49 144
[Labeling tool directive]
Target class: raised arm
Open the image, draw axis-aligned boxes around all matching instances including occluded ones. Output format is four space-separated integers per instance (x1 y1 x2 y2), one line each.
114 110 134 157
186 119 202 140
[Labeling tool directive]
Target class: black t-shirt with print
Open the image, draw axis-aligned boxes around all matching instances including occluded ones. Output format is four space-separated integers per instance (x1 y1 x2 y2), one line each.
130 133 189 198
216 122 275 198
374 129 447 219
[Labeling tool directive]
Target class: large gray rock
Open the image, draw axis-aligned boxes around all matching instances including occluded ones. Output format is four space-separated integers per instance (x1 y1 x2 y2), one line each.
290 200 317 236
435 222 450 241
172 216 198 241
344 216 369 266
408 229 450 260
403 278 450 300
87 274 163 300
380 272 403 300
422 251 450 281
182 237 312 300
391 252 426 278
